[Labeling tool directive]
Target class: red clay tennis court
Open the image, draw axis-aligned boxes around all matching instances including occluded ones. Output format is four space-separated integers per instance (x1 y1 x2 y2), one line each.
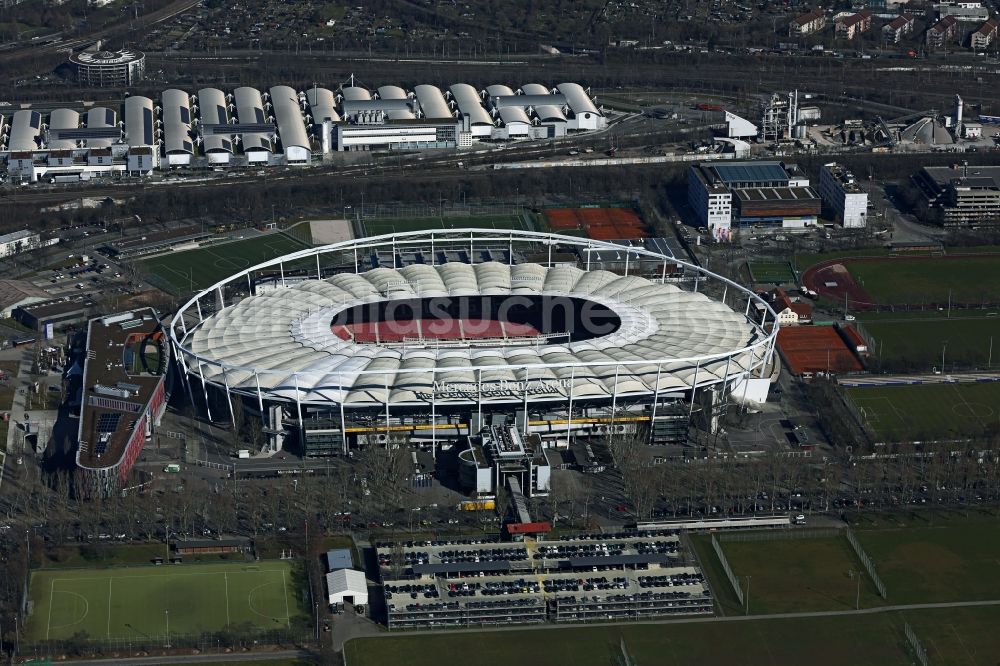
777 326 864 375
544 207 647 240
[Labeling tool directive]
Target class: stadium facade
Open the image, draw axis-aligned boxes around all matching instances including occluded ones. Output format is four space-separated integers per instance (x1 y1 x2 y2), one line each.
169 231 777 459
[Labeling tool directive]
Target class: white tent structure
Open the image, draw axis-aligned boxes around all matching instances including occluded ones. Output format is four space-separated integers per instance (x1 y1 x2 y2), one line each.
326 569 368 607
725 111 758 140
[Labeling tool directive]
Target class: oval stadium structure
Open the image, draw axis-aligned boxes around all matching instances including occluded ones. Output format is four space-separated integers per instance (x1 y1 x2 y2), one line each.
169 230 777 457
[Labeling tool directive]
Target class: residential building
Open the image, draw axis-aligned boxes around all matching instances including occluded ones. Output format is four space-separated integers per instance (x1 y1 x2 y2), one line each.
836 10 873 39
915 165 1000 226
882 15 915 43
769 288 813 325
818 163 869 228
789 8 827 36
926 15 959 48
971 18 999 49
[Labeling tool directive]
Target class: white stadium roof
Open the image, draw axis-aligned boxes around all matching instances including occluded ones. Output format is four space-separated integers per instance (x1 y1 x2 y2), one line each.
181 246 768 408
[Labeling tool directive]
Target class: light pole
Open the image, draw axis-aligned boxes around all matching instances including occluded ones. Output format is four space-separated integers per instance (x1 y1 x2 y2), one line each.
165 609 170 648
745 575 751 615
941 340 948 374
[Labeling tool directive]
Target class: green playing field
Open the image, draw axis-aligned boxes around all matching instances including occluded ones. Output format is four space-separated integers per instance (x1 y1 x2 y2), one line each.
845 381 1000 442
25 561 305 642
134 233 310 294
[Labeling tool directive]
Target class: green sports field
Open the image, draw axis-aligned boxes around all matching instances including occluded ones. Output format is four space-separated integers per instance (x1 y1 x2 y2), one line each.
847 257 1000 305
25 561 306 642
747 259 797 285
358 214 534 236
716 536 882 614
856 515 1000 604
845 381 1000 442
859 311 1000 370
134 233 310 294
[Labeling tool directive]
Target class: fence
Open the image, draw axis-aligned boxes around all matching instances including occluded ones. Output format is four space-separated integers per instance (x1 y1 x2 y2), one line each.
845 527 888 599
710 534 744 607
718 528 839 543
904 622 929 666
19 627 311 662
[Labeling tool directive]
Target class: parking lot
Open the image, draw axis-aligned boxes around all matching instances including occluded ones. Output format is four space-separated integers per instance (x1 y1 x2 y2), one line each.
378 530 712 628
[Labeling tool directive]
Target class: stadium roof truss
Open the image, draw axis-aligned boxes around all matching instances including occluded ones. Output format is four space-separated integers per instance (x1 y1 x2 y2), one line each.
169 231 777 432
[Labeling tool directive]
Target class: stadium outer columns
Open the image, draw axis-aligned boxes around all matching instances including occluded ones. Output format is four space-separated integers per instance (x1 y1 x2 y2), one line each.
168 230 779 454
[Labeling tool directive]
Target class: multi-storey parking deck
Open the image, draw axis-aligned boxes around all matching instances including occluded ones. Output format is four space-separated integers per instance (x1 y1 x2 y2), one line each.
378 530 713 628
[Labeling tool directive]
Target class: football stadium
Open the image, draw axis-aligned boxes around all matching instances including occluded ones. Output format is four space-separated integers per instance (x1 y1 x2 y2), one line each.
169 230 777 462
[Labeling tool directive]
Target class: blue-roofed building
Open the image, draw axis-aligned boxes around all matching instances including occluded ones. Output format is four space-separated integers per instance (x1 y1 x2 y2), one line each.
688 160 816 240
326 548 353 571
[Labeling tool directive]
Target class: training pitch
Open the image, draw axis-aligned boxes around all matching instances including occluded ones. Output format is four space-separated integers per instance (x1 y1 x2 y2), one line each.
134 233 311 294
846 381 1000 442
847 256 1000 305
25 561 304 641
359 214 534 236
747 260 797 285
717 535 880 614
859 312 1000 370
857 514 1000 604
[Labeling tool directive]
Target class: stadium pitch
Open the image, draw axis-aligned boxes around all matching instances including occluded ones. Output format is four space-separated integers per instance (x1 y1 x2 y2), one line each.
134 233 311 294
359 214 534 236
25 561 304 641
846 381 1000 442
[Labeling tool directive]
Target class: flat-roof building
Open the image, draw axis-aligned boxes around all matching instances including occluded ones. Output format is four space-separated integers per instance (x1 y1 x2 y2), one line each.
0 229 41 258
916 164 1000 226
688 161 815 240
819 162 869 228
76 309 169 496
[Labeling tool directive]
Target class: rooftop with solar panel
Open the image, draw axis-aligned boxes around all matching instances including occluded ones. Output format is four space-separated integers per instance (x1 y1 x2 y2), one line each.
76 308 170 484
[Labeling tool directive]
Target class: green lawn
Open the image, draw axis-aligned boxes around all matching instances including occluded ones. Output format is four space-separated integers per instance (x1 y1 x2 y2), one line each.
859 312 1000 370
345 605 1000 666
847 257 1000 305
25 561 306 641
905 605 1000 666
346 613 910 666
856 515 1000 604
845 382 1000 442
134 233 310 294
718 536 882 614
359 214 533 237
746 260 797 284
